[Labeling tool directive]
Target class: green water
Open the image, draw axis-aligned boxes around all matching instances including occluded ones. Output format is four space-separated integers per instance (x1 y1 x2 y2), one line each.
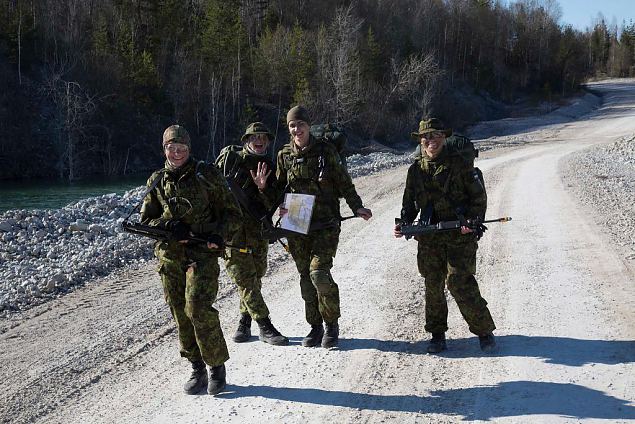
0 174 148 212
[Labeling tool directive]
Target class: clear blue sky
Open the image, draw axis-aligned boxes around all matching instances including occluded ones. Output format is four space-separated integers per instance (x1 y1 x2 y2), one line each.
557 0 634 30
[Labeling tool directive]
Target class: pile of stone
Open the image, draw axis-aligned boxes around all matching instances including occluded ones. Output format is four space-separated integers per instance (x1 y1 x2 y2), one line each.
0 151 414 316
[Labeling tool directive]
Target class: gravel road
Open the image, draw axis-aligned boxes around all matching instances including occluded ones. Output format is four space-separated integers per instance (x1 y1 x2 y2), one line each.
0 79 633 423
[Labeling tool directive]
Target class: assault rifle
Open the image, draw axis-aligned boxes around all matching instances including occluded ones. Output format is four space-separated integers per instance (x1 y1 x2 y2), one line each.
395 216 512 240
121 221 252 254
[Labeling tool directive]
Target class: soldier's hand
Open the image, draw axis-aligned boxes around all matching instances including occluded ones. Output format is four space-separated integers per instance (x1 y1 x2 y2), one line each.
167 220 191 241
206 234 224 250
250 162 272 191
356 207 372 220
278 206 288 217
460 225 473 235
393 224 403 238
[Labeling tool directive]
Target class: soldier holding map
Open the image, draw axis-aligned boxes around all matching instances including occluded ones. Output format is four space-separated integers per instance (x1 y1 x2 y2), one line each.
262 105 372 348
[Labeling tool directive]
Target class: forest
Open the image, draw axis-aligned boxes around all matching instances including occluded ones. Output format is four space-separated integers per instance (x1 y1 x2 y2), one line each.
0 0 633 181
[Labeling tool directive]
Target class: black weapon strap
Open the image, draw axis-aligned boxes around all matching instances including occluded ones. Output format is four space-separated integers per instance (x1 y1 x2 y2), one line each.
124 171 165 222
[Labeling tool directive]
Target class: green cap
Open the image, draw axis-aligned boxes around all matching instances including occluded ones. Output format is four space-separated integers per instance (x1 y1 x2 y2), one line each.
286 105 311 125
410 118 452 140
162 125 191 147
240 122 274 143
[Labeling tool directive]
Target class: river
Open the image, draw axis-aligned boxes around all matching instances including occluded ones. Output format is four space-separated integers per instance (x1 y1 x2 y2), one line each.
0 174 147 213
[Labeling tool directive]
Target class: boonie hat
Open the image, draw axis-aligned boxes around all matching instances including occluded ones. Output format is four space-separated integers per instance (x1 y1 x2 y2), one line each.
241 122 274 143
410 118 452 140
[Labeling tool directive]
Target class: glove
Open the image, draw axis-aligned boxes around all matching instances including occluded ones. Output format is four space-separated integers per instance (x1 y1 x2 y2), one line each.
206 234 224 248
473 223 488 240
166 220 191 241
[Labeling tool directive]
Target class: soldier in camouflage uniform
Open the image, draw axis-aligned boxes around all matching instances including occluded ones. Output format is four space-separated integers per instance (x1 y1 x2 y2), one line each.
393 118 496 353
270 106 372 348
140 125 242 395
215 122 288 346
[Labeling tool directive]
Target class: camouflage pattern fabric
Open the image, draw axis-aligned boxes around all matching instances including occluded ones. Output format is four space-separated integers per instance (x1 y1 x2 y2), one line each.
287 227 341 325
216 146 279 320
417 235 495 335
140 158 242 366
156 243 229 366
275 135 363 223
274 136 363 324
224 238 270 320
401 146 495 336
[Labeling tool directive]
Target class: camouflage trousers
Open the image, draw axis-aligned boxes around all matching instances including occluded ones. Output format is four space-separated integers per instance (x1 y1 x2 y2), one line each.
224 239 270 320
155 243 229 366
417 235 495 336
288 227 341 325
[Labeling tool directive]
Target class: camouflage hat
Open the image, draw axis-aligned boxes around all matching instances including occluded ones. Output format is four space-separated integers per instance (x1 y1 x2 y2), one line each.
410 118 452 140
286 105 311 125
162 125 191 147
240 122 274 143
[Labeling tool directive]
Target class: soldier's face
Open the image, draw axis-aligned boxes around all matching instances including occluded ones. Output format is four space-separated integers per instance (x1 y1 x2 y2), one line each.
288 120 310 149
164 142 190 168
420 132 446 158
246 134 270 155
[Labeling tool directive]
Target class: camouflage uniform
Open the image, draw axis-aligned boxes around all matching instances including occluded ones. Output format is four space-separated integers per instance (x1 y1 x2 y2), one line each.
215 145 278 320
401 144 496 336
140 158 242 366
276 135 364 325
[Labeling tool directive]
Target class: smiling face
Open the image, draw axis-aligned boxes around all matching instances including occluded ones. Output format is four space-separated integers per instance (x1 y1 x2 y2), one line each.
164 142 190 168
246 134 270 155
420 131 446 159
288 120 310 149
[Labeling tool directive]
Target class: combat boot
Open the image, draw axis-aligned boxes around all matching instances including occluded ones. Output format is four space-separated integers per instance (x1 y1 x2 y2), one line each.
321 321 339 348
232 313 252 343
183 360 207 395
256 317 289 346
207 364 227 396
302 324 324 347
479 333 496 353
426 333 447 354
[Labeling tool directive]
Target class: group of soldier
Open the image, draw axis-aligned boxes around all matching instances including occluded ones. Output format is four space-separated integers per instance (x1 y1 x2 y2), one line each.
140 106 496 396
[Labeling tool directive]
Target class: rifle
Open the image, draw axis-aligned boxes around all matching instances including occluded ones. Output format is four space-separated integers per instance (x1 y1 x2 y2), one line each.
121 222 252 254
395 216 512 240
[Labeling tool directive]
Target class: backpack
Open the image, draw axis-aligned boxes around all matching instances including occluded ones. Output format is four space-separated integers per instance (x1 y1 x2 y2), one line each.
310 123 348 169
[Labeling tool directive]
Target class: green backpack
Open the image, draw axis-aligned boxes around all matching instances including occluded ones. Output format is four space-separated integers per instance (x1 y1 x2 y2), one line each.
310 123 348 169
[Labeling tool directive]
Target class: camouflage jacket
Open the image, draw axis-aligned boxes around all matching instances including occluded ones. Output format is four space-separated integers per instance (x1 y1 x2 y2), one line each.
215 145 278 244
275 135 363 225
401 147 487 225
140 158 242 247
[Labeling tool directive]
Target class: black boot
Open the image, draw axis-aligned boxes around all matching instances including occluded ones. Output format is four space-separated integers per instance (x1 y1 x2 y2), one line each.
479 333 496 352
232 313 252 343
207 364 227 395
183 360 207 395
321 321 339 348
256 317 289 346
302 324 324 347
427 333 447 354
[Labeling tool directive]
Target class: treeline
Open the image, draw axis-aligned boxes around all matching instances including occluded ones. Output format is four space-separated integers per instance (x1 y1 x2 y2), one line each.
0 0 633 180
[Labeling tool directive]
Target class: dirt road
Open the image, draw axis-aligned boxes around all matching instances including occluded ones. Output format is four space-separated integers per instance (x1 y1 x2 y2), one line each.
1 80 634 423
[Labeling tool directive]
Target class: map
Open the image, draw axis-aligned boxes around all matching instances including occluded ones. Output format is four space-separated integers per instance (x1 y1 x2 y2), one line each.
280 193 316 235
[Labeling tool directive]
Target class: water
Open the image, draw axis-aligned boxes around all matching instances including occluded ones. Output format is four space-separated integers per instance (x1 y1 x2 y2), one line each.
0 174 148 213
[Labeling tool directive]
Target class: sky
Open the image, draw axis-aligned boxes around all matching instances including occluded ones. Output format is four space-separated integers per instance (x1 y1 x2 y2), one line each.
557 0 634 30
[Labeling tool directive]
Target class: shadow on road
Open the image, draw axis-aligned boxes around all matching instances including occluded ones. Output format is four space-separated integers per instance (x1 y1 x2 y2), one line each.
219 380 635 421
336 335 635 366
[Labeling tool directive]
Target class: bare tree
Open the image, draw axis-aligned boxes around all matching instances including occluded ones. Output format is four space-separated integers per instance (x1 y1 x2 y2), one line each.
315 3 363 123
43 61 97 181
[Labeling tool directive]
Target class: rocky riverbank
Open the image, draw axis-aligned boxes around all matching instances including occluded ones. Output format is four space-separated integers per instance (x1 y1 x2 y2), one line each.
0 152 414 316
